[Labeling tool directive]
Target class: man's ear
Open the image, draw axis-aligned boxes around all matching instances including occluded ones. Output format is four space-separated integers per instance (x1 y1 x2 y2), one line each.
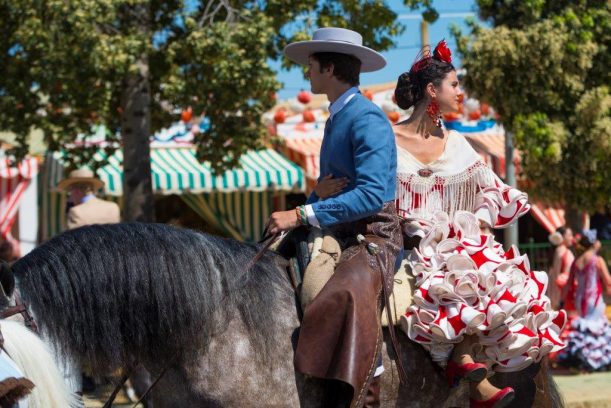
323 63 335 78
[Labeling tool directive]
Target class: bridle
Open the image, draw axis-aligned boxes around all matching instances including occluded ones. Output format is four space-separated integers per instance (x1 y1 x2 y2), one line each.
0 293 38 334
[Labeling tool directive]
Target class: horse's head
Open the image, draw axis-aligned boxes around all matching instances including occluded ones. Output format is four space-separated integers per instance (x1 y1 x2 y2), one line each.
0 261 15 308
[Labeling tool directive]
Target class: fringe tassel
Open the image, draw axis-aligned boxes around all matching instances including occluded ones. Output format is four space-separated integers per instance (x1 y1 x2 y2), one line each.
397 161 495 219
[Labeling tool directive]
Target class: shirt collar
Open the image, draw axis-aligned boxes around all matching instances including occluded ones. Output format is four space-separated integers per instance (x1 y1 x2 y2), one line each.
329 87 359 120
81 193 96 204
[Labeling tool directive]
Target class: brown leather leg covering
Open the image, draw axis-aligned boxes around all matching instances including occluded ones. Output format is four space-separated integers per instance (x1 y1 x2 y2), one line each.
294 244 383 408
363 375 381 408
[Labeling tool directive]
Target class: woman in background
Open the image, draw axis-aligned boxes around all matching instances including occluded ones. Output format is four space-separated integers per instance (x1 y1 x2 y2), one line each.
559 230 611 371
548 226 575 310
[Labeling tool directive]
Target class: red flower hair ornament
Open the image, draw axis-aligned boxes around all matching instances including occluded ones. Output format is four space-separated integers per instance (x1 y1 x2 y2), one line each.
410 39 453 73
433 40 452 64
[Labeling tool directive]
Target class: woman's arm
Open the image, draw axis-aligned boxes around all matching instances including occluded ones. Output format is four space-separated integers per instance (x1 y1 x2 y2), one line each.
597 256 611 294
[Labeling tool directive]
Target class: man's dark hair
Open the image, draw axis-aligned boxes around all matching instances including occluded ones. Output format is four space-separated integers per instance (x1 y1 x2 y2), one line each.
311 52 361 86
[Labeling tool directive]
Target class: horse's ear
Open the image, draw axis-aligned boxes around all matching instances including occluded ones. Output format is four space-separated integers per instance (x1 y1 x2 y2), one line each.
0 261 15 298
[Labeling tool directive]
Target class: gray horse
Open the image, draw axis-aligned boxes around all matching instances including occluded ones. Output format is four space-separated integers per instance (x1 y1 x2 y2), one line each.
4 223 563 407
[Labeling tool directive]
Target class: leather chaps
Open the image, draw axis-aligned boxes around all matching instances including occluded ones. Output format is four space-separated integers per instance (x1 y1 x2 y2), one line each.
294 202 402 408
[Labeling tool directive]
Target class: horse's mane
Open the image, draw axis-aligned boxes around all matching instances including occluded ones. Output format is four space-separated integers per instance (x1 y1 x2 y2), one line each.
12 223 291 373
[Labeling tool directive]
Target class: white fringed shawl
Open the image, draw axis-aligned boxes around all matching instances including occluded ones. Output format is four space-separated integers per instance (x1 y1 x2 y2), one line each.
396 131 496 220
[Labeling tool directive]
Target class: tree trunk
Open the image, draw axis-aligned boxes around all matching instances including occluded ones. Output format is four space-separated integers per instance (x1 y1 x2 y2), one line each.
120 5 154 223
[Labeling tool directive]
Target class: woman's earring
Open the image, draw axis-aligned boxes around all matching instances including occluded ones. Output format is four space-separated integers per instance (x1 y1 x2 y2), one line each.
426 98 443 128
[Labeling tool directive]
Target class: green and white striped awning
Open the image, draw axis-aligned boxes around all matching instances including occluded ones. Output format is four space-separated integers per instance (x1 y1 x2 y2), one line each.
50 147 305 196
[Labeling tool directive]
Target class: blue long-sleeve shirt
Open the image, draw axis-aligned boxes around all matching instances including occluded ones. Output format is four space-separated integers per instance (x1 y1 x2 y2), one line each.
306 91 397 227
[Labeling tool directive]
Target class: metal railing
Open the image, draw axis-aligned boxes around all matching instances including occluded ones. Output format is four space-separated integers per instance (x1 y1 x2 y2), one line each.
518 239 611 272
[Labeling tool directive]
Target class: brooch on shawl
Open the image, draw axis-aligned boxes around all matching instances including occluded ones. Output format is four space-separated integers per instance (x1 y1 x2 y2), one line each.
418 168 433 177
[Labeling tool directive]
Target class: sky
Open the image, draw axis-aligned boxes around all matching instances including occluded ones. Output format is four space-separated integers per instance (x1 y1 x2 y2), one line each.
271 0 487 99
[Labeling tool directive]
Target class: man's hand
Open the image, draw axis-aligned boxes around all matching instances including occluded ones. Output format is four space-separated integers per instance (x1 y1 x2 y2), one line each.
268 209 301 235
314 174 349 199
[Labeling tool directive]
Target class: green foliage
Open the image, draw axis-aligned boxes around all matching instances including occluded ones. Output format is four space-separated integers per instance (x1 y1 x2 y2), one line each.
403 0 439 23
453 2 610 211
0 0 414 171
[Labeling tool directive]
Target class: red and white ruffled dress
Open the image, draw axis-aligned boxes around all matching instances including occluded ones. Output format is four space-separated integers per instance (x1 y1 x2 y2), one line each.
397 131 566 372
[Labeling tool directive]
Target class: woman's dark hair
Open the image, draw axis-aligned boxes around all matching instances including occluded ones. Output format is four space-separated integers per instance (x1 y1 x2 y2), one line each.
395 57 455 110
556 226 567 236
311 52 361 86
578 235 595 250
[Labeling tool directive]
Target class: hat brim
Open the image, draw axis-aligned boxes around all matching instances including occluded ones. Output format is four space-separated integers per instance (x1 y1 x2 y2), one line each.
57 177 104 192
284 41 386 73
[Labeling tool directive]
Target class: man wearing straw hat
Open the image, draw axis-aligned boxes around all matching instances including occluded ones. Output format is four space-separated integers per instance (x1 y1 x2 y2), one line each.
57 168 120 230
268 28 402 407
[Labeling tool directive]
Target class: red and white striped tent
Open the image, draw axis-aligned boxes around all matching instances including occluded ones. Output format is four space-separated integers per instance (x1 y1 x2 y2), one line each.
0 155 39 250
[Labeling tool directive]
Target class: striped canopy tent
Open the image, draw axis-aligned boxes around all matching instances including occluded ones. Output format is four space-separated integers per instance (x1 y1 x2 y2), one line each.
0 154 39 249
42 147 305 242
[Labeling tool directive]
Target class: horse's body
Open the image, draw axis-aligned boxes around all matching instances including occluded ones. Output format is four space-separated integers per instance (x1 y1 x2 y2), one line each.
1 319 78 407
7 223 563 407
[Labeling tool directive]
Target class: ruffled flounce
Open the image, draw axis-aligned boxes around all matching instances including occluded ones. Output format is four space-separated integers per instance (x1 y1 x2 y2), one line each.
473 179 530 229
401 211 566 372
558 316 611 371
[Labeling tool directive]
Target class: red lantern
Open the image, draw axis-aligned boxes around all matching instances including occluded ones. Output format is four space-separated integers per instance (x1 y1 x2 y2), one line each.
181 107 193 122
468 109 482 121
387 111 400 123
274 110 286 124
481 103 490 115
302 110 315 123
443 112 460 122
297 90 312 104
363 89 374 100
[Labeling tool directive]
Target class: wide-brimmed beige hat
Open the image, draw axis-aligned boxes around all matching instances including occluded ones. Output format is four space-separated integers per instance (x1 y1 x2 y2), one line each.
284 27 387 73
57 168 104 191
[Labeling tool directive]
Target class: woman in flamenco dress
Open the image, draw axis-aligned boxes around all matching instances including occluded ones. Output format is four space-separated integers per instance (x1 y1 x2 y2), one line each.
558 230 611 372
392 40 567 407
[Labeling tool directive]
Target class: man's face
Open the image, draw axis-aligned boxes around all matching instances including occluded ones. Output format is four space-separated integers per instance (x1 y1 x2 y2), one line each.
306 57 328 94
68 186 86 204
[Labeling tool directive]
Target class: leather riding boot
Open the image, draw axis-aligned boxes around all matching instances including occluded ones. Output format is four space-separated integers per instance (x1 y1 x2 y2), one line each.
323 380 354 408
363 376 381 408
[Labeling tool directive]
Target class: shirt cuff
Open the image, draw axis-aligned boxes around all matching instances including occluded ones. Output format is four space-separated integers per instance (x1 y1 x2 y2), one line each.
304 204 320 228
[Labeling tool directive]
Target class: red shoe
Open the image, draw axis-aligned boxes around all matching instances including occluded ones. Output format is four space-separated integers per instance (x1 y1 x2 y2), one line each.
446 360 488 387
470 387 515 408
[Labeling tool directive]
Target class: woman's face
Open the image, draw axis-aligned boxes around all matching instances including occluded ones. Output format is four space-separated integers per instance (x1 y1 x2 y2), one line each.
563 228 574 246
434 70 461 113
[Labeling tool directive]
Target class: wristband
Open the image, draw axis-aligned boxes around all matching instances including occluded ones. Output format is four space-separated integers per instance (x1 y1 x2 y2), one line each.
297 205 308 226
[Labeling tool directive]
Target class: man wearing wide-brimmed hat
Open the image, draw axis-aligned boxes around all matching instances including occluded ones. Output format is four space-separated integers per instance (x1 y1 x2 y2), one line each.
57 168 120 230
267 28 403 407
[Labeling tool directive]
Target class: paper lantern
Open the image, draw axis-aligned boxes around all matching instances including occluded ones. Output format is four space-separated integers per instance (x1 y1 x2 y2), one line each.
481 103 490 116
289 98 305 113
297 90 312 104
468 109 482 121
274 110 286 124
181 107 193 122
387 111 400 123
381 101 395 113
443 112 460 122
363 89 374 100
302 110 315 123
